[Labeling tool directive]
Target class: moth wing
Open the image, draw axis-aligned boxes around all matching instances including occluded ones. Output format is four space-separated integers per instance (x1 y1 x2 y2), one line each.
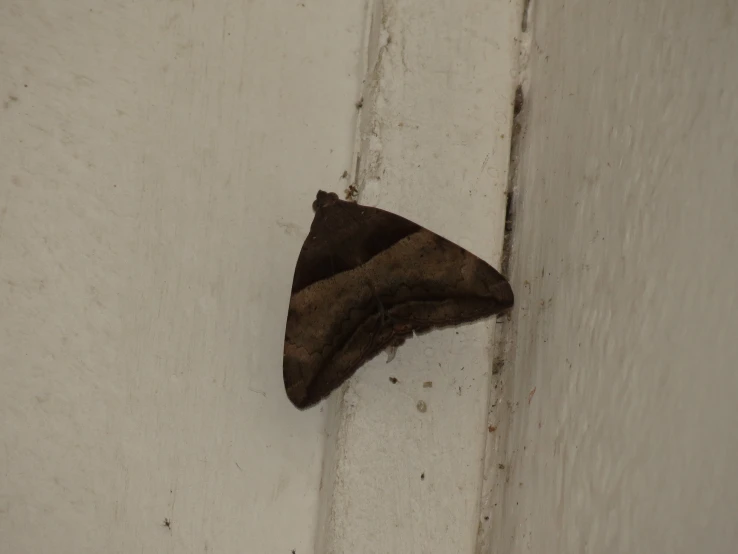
283 191 513 409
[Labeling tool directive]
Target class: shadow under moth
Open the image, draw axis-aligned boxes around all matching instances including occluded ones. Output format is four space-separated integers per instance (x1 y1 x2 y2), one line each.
283 191 514 409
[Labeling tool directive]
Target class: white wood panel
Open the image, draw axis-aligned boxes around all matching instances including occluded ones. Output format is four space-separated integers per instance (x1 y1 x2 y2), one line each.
316 1 519 552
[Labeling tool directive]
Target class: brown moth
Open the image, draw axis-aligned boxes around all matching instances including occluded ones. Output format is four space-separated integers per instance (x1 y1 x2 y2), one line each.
283 191 514 409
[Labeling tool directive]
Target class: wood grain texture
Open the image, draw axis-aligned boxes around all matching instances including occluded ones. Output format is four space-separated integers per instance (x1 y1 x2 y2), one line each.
283 191 514 409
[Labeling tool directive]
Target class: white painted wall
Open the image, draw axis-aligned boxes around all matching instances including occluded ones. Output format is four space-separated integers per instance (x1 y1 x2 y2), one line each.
484 1 738 552
0 1 365 552
8 0 727 553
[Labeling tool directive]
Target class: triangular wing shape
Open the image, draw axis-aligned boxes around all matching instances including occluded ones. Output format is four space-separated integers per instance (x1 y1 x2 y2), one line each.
283 191 513 409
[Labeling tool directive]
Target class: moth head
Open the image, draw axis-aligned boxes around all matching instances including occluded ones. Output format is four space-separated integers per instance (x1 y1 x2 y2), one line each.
313 190 340 211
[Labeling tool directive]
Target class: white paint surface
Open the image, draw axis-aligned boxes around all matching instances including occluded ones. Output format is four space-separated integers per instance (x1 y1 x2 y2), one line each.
8 1 729 553
0 1 365 552
317 1 519 553
484 1 738 553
